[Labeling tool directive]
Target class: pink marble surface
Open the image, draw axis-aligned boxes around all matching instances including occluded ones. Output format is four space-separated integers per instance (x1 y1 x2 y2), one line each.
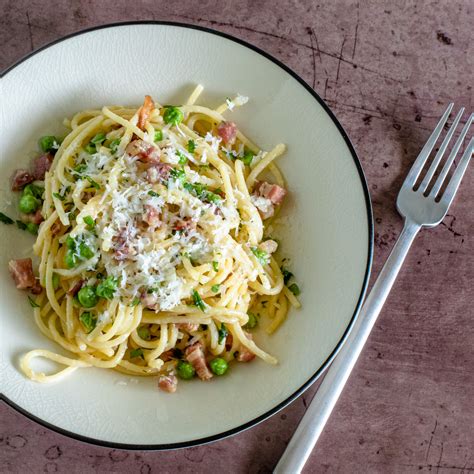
1 1 473 473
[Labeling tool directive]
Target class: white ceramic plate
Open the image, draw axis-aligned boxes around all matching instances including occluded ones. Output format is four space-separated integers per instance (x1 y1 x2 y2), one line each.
0 22 373 449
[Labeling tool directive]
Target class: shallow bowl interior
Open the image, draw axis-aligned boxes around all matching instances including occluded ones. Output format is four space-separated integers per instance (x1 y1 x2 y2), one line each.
0 22 372 448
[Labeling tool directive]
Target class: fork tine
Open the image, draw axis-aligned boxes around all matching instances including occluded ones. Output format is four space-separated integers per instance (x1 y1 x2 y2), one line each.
430 113 474 197
439 137 474 208
403 103 453 187
418 107 464 193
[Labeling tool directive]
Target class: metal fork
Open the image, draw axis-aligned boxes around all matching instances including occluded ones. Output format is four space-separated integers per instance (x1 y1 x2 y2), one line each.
275 104 473 474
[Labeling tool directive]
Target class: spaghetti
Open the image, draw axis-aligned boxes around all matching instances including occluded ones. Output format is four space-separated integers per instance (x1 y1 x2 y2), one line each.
7 86 301 392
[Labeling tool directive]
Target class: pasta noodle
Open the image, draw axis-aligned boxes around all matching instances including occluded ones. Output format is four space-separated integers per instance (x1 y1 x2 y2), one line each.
9 86 301 392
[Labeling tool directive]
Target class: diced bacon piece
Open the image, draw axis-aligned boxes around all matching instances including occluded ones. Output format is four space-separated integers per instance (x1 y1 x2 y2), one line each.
68 279 84 296
158 374 177 393
176 322 200 332
8 258 37 291
146 163 172 184
236 332 256 363
185 341 213 381
160 350 174 362
141 292 158 310
259 239 278 255
173 217 196 234
217 121 237 145
51 220 62 236
21 209 44 225
137 95 155 130
225 333 233 351
11 169 34 191
143 205 161 229
113 228 136 261
30 281 43 295
126 139 161 164
255 181 287 206
32 153 53 180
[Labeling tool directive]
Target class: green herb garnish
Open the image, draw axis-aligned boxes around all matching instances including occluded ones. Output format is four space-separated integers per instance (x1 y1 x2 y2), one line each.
163 106 184 126
192 289 206 312
28 296 40 308
187 140 196 153
251 247 269 265
288 283 301 296
130 348 144 359
211 284 220 293
96 276 118 300
79 311 97 333
217 323 228 345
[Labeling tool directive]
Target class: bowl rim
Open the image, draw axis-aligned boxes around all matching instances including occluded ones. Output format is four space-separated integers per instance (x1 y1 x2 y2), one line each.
0 20 374 451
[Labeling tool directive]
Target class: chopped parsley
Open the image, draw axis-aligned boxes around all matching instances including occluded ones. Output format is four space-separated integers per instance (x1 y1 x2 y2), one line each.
192 290 206 312
28 296 40 308
109 138 121 154
288 283 301 296
169 167 186 183
91 133 106 145
281 268 294 285
217 323 228 345
130 348 144 359
148 190 159 197
96 276 118 300
163 106 184 126
212 261 219 272
130 298 141 307
154 130 163 142
251 247 269 265
211 284 220 293
187 140 196 153
177 151 188 165
52 192 65 201
137 326 151 340
241 150 254 166
79 311 97 333
83 215 95 231
85 176 100 189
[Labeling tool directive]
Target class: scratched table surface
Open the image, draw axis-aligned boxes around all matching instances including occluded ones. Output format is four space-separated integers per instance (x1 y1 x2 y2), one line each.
1 1 473 473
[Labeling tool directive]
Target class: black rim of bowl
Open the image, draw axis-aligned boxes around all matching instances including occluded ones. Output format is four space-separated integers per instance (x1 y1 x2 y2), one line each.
1 20 374 451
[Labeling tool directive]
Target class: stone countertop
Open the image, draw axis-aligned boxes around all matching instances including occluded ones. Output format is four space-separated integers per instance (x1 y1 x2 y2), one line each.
1 1 473 473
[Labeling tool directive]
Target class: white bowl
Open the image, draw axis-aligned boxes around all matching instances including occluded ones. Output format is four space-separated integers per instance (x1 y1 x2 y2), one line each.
0 22 373 449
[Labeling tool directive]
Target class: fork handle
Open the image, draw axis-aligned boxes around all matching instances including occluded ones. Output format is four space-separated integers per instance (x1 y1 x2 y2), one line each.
274 220 421 474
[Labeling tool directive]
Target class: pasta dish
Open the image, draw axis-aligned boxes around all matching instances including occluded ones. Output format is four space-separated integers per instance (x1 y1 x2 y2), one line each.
4 86 301 392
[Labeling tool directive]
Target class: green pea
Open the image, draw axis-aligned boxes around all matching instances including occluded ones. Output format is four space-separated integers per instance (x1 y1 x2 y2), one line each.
209 358 228 376
244 312 258 329
84 143 96 154
177 360 195 380
79 242 94 259
288 283 301 296
26 223 39 235
38 136 58 153
52 273 60 290
19 194 39 214
64 251 76 269
241 151 254 166
163 106 184 126
77 286 98 308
